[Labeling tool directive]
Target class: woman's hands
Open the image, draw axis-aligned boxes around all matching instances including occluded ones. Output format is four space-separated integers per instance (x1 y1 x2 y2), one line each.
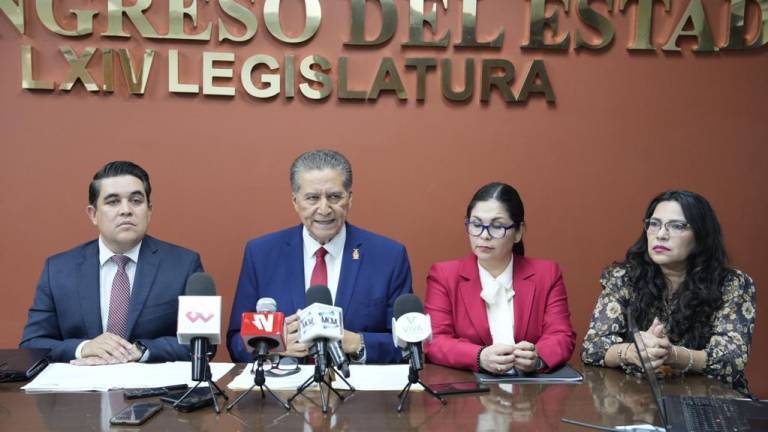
480 341 542 374
626 318 671 371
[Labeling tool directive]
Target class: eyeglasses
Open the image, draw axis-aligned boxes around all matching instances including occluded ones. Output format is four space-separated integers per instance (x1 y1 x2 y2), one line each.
643 218 690 236
465 219 518 239
263 356 300 377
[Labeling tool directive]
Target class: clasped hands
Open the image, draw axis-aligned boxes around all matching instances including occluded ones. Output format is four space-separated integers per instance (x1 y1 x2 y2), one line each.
479 341 541 374
70 332 143 366
625 318 675 371
280 313 362 358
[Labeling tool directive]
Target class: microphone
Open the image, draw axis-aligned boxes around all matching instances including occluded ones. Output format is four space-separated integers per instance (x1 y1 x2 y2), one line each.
391 294 444 412
328 340 350 378
240 297 287 357
298 285 344 374
392 294 432 371
177 272 221 382
288 286 356 413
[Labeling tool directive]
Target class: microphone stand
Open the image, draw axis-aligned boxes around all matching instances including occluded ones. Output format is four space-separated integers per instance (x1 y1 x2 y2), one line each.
287 343 356 413
174 337 228 414
226 353 290 411
397 346 446 412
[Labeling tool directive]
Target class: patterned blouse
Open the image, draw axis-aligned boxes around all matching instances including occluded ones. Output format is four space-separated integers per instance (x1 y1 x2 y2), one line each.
581 264 756 392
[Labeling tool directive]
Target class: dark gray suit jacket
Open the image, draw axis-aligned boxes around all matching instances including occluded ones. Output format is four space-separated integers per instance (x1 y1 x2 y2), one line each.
20 235 203 362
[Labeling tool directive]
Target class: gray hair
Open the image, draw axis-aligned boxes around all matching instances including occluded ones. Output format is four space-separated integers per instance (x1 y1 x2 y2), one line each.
290 149 353 193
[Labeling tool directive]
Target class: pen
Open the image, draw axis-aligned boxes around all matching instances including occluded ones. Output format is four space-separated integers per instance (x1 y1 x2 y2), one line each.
163 384 189 391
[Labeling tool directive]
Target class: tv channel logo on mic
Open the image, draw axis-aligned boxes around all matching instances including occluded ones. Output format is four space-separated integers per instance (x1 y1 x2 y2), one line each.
393 313 431 345
241 312 285 335
298 303 344 342
177 296 221 344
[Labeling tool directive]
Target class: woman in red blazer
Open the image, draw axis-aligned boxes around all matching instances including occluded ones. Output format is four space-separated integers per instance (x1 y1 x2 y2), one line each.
424 182 576 374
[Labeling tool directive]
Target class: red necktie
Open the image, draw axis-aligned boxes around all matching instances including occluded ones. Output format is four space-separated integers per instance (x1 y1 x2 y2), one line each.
310 247 328 287
106 255 131 339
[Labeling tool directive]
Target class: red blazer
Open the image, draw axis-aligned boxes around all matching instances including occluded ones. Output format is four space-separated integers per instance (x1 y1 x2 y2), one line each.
424 254 576 371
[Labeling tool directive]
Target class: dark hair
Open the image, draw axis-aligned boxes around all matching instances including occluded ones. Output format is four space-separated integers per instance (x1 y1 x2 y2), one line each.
624 190 732 348
88 161 151 206
290 149 352 193
466 182 525 256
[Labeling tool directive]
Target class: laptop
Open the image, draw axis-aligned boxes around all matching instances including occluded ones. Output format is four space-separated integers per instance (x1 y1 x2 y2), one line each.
628 313 768 432
0 348 50 382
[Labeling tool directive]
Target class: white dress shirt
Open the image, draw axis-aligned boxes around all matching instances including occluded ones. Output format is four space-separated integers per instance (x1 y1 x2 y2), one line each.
478 257 515 346
74 238 143 359
302 225 346 304
301 225 366 363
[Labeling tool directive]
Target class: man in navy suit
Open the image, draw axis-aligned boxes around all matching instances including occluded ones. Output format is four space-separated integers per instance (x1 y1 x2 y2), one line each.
227 150 413 364
20 161 203 364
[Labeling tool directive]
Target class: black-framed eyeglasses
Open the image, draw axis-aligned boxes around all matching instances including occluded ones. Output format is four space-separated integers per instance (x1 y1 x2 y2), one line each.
643 218 690 236
465 219 518 239
262 356 300 377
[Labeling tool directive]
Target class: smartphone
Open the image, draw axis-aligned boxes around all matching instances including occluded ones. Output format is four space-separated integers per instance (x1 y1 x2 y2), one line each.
430 381 490 396
160 388 214 412
124 384 189 399
109 402 162 426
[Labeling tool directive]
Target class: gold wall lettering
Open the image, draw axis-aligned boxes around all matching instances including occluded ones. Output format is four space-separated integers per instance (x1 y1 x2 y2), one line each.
346 0 398 46
457 0 504 48
575 0 615 49
241 54 281 98
264 0 321 44
20 45 54 90
523 0 571 50
202 51 236 96
620 0 670 50
36 0 96 36
60 46 99 92
405 58 438 101
403 0 450 47
663 0 716 52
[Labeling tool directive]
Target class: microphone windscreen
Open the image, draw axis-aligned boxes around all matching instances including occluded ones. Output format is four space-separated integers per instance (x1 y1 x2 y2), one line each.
256 297 277 313
393 294 424 319
185 272 217 296
306 285 333 306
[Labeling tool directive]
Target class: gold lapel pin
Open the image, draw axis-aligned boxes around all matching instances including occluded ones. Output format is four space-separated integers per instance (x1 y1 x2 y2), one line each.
352 249 360 260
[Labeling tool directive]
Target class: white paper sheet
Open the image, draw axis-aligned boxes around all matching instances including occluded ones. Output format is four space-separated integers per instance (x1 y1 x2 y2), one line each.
21 362 235 392
346 365 423 391
227 364 315 391
227 364 422 392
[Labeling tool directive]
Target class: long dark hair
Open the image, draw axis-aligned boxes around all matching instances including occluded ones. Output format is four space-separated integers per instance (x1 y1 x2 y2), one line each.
466 182 525 256
624 190 732 348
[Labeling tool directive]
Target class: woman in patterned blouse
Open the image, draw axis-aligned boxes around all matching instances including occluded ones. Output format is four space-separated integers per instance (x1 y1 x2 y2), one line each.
581 190 756 393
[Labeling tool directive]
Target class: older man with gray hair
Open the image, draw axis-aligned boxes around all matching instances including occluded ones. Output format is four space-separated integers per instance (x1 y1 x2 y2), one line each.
227 149 413 364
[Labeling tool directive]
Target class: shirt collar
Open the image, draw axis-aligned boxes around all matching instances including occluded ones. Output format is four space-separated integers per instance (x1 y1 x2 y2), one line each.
98 237 142 267
478 256 514 304
302 224 346 260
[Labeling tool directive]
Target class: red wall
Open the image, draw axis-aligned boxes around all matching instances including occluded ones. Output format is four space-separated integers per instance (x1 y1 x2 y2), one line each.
1 1 766 396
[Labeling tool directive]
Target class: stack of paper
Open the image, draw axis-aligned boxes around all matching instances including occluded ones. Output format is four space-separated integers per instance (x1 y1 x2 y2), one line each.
347 365 423 391
228 364 314 391
21 362 234 392
227 364 422 392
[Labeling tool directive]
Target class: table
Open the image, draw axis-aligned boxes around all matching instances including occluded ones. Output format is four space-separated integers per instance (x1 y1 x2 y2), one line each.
0 364 740 431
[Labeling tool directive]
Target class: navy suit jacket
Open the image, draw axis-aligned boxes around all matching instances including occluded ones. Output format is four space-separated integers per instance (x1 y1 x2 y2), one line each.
20 236 204 362
227 224 413 364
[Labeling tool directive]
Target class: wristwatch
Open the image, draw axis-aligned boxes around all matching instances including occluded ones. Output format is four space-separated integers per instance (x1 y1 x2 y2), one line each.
133 341 148 361
350 334 366 362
